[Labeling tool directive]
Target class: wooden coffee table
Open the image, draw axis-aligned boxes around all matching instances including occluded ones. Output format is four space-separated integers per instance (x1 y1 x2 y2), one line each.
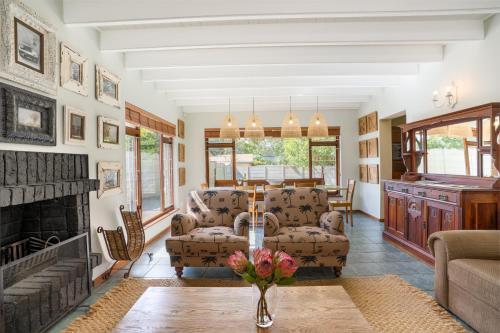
114 286 373 332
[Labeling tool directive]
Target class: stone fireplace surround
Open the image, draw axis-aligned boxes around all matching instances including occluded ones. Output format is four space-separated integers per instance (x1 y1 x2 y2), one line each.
0 150 100 332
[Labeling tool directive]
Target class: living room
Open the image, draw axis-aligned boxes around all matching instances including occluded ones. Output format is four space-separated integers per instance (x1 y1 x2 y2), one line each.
0 1 499 332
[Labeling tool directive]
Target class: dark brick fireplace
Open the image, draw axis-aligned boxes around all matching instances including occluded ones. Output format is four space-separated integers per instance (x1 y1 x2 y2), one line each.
0 150 100 333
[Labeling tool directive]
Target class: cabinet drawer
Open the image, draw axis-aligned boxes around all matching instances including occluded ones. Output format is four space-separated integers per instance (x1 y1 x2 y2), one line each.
413 187 430 198
385 183 398 191
429 190 458 203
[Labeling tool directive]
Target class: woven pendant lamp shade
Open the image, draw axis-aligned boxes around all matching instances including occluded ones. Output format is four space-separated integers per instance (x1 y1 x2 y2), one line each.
281 97 302 138
219 98 240 139
244 98 264 139
307 97 329 137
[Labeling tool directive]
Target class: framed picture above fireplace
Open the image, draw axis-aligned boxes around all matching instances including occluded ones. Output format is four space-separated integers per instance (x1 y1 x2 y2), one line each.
64 105 86 146
60 43 88 96
95 64 121 108
98 116 120 149
0 82 56 145
97 161 122 198
0 0 57 95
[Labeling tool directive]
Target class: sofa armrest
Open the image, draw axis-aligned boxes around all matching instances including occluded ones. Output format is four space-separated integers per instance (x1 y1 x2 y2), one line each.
428 230 500 261
428 230 500 308
171 213 197 236
320 211 344 235
263 212 280 237
234 212 251 237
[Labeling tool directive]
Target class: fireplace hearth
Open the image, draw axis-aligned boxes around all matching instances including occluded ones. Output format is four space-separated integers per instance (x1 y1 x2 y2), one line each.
0 150 99 333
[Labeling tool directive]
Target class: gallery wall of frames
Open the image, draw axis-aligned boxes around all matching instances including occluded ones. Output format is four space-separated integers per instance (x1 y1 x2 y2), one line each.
0 0 184 277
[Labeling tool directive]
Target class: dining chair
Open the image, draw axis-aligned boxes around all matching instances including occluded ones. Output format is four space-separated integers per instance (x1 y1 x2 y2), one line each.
235 185 259 226
329 179 356 227
200 183 208 189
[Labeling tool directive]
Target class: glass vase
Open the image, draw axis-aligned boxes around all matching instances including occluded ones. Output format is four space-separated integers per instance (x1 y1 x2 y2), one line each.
252 283 277 328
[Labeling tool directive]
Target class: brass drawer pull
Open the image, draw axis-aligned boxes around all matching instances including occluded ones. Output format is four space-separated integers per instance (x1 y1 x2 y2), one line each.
401 188 409 193
438 194 449 201
387 186 394 191
417 191 426 197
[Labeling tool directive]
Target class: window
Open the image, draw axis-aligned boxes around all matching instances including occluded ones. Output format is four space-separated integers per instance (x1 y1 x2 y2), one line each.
205 128 340 186
125 126 175 224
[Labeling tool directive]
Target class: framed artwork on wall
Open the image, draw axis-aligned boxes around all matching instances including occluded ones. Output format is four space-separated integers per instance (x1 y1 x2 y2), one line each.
64 105 86 146
0 82 56 145
366 111 378 133
98 116 120 149
179 167 186 186
368 164 380 184
178 119 185 138
96 64 120 107
358 116 367 135
359 164 368 183
359 140 368 158
178 143 185 162
0 0 57 95
60 43 88 96
368 138 379 157
97 161 122 198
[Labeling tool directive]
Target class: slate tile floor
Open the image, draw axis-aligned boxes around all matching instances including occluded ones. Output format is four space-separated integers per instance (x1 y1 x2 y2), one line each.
49 212 451 332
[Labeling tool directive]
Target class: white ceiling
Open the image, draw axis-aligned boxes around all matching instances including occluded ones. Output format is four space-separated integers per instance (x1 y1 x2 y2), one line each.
63 0 500 113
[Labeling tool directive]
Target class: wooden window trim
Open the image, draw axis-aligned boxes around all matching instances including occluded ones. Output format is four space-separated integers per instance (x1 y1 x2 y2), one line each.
204 127 341 185
126 102 176 136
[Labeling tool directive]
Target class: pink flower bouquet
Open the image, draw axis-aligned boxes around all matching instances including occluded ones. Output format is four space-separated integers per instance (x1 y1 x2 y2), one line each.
228 248 298 327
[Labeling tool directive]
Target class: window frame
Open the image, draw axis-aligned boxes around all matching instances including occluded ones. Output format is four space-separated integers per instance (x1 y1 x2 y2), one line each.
204 127 340 186
126 125 175 225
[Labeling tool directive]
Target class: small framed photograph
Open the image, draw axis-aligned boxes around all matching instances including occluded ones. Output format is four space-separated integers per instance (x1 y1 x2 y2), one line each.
60 43 88 95
98 116 120 149
64 106 86 145
97 161 122 198
0 1 57 95
0 82 56 146
179 167 186 186
14 18 44 73
96 65 120 107
178 143 185 162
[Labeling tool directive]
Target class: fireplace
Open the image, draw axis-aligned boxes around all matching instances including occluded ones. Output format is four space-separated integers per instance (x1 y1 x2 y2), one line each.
0 150 99 333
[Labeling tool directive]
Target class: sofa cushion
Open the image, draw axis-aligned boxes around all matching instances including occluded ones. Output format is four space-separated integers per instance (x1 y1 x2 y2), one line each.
166 226 249 257
263 226 349 257
448 259 500 310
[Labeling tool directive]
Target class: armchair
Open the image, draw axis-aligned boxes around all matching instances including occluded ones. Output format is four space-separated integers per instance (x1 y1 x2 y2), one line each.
166 189 250 277
263 188 349 276
428 231 500 333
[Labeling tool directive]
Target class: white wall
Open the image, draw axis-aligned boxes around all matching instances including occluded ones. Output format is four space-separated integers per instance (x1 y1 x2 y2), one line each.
184 109 361 207
0 0 184 279
358 14 500 219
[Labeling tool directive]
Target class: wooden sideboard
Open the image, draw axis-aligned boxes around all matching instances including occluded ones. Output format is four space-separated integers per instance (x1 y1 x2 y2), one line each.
383 179 500 263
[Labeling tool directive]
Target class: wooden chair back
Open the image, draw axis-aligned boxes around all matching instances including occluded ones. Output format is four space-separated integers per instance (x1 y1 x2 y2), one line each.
214 179 237 188
294 181 316 188
264 184 283 190
246 179 269 186
200 183 208 189
346 179 356 202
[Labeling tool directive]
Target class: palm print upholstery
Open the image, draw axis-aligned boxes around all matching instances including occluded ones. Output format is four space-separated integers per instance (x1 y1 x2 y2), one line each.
166 190 250 268
263 188 349 269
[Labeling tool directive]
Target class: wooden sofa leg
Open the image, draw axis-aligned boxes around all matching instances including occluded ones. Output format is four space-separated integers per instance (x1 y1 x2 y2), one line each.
333 267 342 277
175 266 184 278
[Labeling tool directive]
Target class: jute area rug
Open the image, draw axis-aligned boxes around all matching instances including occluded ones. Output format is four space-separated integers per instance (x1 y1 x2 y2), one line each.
63 275 467 333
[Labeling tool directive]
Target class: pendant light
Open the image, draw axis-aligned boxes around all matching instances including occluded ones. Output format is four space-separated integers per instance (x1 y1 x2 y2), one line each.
307 97 328 137
281 96 302 138
219 98 240 139
244 97 264 139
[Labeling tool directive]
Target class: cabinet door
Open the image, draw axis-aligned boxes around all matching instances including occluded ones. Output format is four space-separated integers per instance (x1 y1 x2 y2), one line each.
385 192 406 239
423 201 458 249
407 197 424 247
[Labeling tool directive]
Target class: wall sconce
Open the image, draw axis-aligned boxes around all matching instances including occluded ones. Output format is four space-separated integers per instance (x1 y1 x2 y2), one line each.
432 82 458 108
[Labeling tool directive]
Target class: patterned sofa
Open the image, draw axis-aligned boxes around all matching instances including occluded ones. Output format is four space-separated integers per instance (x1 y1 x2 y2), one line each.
166 189 250 277
263 187 349 276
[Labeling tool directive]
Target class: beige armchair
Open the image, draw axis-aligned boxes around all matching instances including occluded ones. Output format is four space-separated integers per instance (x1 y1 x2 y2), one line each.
428 230 500 333
263 187 349 276
166 190 250 277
